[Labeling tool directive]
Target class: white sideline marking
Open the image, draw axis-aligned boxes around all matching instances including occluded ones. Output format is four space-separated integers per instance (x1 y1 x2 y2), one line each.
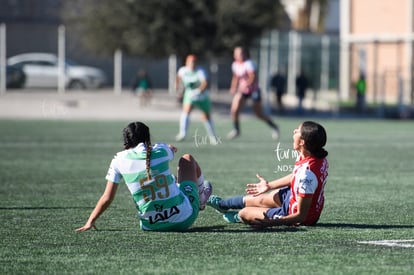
358 239 414 248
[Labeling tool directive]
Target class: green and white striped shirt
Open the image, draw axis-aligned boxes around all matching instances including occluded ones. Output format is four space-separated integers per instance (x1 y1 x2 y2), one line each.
177 66 209 102
106 143 193 230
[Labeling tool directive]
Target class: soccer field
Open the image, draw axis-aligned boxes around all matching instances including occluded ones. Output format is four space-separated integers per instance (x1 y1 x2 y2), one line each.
0 118 413 274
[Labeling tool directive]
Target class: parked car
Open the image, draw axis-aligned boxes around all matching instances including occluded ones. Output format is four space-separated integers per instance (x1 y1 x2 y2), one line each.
3 65 26 88
7 53 106 89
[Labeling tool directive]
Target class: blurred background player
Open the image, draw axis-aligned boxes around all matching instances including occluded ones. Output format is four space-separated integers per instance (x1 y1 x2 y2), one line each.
131 69 153 106
175 54 217 143
228 46 280 140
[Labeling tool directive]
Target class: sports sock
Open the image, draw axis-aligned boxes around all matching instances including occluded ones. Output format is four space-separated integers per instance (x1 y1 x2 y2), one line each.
266 119 279 131
234 121 240 132
203 120 216 138
197 174 205 188
219 195 245 210
179 112 190 136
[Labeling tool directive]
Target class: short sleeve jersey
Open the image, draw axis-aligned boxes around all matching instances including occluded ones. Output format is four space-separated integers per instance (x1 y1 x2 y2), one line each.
231 59 259 94
289 155 329 225
177 66 208 102
105 143 193 230
177 66 207 91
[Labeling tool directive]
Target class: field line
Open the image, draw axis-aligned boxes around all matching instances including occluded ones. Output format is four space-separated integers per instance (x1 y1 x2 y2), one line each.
358 239 414 248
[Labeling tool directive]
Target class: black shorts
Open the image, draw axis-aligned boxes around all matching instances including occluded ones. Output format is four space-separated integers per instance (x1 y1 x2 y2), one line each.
241 89 261 103
265 187 291 219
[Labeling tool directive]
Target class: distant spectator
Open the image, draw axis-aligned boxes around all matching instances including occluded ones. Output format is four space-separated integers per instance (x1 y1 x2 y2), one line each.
355 73 366 113
131 69 153 106
295 71 309 114
270 69 287 113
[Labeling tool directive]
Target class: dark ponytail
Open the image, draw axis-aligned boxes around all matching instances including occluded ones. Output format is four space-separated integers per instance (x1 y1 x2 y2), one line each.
122 122 152 179
237 46 250 60
300 121 328 159
122 122 150 149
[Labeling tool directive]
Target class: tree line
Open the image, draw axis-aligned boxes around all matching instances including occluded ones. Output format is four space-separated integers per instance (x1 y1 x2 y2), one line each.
62 0 286 59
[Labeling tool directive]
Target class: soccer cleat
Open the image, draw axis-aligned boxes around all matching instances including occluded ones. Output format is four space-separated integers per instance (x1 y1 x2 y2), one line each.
223 211 241 223
227 129 240 140
209 136 220 146
206 195 228 213
271 129 280 140
175 133 186 142
198 181 213 210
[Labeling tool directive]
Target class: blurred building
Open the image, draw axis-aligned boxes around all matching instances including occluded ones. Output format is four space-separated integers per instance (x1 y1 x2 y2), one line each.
340 0 414 105
281 0 339 34
265 0 339 96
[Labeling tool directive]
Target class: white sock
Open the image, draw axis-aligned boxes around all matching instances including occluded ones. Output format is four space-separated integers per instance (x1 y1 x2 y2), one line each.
203 120 216 138
197 173 205 189
179 113 190 136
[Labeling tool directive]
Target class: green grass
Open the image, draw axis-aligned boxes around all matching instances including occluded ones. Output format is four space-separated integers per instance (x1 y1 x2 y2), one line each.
1 118 413 274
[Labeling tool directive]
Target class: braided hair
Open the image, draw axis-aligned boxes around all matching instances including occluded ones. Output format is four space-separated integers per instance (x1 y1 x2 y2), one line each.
122 122 152 179
300 121 328 159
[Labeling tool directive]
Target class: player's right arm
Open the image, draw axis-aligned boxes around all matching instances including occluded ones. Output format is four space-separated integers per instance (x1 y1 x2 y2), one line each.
76 181 119 232
244 61 257 88
175 74 182 91
175 67 184 98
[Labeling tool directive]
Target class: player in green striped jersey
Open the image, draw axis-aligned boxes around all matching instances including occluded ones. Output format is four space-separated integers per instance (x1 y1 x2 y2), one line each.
76 121 212 232
175 54 217 143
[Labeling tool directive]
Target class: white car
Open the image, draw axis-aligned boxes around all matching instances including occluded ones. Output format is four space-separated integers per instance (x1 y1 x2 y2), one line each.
7 53 106 89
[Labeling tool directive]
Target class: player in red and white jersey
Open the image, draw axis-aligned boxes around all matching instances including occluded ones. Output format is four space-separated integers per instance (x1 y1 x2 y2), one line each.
227 46 280 140
288 153 328 225
207 121 328 228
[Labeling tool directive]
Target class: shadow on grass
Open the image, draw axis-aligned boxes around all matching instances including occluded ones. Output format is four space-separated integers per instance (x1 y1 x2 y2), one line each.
88 228 126 232
72 223 414 233
0 206 92 210
316 223 414 229
188 224 306 233
92 223 414 233
191 222 414 233
71 225 307 233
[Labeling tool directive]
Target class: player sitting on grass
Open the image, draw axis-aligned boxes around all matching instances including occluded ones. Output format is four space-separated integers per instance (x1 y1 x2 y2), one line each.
76 121 212 232
207 121 328 229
